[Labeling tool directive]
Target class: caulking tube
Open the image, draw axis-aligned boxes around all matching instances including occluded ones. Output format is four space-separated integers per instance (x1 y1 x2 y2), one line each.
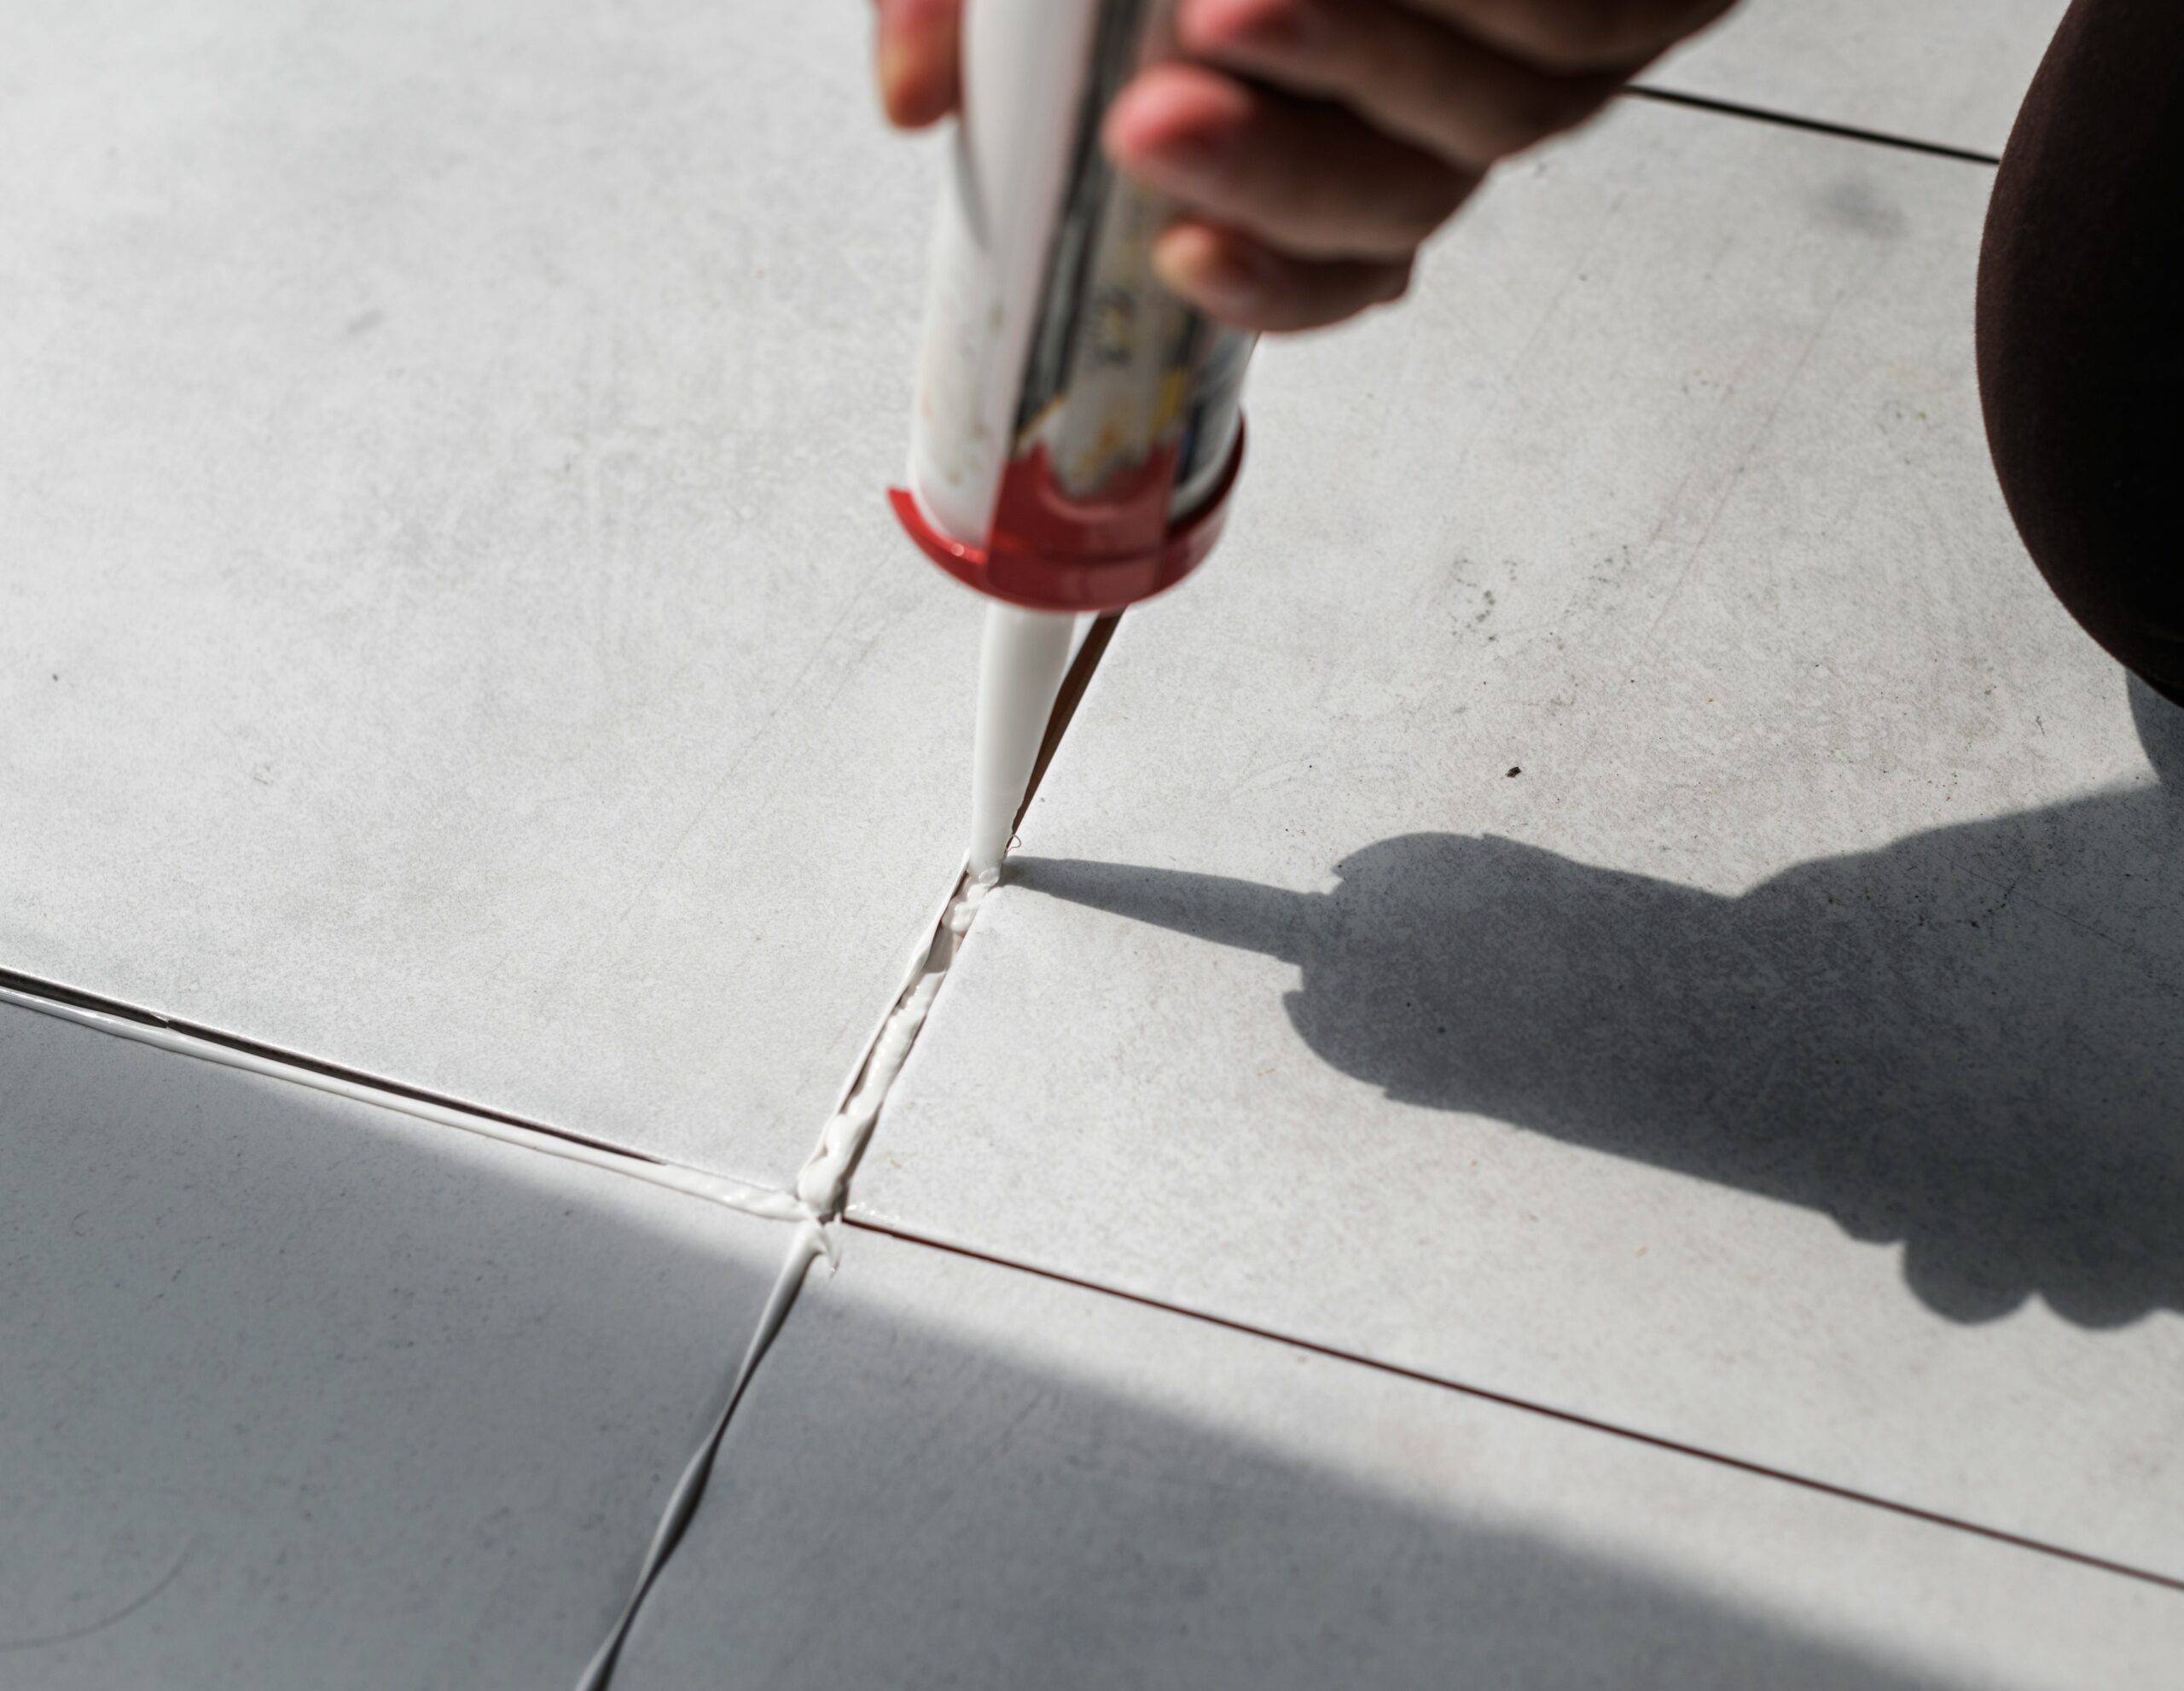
891 0 1255 879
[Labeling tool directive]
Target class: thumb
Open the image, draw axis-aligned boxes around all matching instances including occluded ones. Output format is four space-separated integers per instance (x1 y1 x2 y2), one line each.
874 0 962 129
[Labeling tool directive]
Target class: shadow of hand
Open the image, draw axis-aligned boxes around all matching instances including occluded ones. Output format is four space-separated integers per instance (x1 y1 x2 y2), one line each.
1018 681 2184 1327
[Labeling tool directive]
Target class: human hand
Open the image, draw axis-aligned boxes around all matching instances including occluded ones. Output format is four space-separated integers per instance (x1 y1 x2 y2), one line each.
874 0 1735 330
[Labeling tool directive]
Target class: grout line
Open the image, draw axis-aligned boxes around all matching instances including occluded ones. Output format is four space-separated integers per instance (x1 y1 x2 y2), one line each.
0 975 800 1223
844 1214 2184 1598
575 1220 828 1691
574 608 1129 1688
787 610 1125 1227
1623 84 2004 167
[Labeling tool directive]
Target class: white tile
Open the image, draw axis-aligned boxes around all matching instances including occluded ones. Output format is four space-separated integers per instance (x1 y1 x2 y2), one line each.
0 0 977 1187
1648 0 2065 156
0 999 787 1688
614 1229 2180 1690
863 103 2184 1576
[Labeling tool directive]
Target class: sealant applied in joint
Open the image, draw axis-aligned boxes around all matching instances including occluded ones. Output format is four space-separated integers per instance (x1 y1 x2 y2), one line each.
796 863 996 1222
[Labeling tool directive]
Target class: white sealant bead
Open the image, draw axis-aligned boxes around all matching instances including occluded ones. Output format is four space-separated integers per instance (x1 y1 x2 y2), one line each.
791 874 990 1218
948 873 995 933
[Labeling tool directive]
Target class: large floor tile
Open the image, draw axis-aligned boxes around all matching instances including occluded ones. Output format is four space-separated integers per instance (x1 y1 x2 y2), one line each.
863 102 2184 1575
0 999 785 1689
0 0 975 1187
613 1229 2178 1689
1648 0 2064 156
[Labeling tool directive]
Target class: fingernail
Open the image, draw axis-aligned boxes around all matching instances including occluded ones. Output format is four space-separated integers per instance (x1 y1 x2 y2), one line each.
1159 235 1267 310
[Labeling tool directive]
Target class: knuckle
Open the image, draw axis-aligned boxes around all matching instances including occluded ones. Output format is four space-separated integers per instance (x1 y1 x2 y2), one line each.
1400 164 1472 238
1285 302 1349 333
1295 291 1367 332
1249 0 1317 39
1525 1 1647 71
1464 102 1550 162
1258 112 1463 258
1495 79 1606 154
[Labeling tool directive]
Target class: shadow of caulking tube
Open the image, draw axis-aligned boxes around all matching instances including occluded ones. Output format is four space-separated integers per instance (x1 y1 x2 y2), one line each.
1012 677 2184 1328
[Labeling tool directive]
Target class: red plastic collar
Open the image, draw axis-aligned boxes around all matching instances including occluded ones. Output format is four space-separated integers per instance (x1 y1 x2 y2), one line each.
891 418 1246 613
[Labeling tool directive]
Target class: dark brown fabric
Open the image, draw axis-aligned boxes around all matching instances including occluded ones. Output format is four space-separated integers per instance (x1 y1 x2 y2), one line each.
1978 0 2184 705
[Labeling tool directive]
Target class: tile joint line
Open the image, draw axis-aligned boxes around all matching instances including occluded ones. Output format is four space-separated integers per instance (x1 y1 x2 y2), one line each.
1622 84 2004 168
787 608 1122 1246
574 610 1124 1688
845 1216 2184 1597
0 975 794 1221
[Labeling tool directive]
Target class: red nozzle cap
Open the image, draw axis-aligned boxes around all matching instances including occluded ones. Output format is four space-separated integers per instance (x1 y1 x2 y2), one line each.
891 418 1245 613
